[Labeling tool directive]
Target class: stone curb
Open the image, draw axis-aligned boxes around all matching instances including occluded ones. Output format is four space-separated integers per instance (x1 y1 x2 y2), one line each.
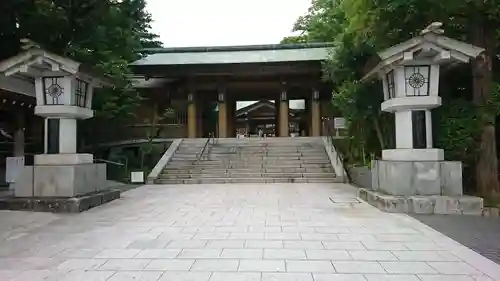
357 187 483 215
0 189 120 213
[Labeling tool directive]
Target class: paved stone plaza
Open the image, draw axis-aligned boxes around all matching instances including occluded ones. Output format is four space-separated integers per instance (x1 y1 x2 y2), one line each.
0 183 499 281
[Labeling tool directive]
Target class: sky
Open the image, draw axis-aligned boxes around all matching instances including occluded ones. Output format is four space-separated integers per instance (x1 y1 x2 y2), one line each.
147 0 311 47
146 0 311 109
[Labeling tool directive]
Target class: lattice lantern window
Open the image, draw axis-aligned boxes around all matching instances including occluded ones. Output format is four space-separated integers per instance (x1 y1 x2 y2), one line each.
404 66 430 97
43 77 64 105
385 70 395 99
74 79 89 108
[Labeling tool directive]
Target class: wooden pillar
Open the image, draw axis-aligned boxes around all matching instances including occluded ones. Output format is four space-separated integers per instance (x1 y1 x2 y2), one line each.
227 99 236 137
274 99 280 137
14 111 25 156
187 92 197 138
306 99 311 136
218 89 228 138
311 88 321 137
279 84 289 137
196 100 203 137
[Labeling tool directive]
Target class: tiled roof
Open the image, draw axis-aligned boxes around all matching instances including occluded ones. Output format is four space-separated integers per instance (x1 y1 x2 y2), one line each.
132 43 335 66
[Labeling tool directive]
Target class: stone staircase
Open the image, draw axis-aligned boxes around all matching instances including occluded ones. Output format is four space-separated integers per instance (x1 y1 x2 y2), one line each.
159 138 208 173
156 137 340 184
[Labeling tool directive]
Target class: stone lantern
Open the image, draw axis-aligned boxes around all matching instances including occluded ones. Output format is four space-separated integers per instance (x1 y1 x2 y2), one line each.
0 40 118 209
360 23 484 214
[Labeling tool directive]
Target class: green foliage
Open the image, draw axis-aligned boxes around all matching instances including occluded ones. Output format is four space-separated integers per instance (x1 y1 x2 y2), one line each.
435 98 481 165
287 0 500 195
434 85 500 191
332 80 394 162
0 0 161 120
280 36 307 44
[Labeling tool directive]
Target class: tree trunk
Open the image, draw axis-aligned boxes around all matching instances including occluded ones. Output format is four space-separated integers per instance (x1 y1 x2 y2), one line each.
471 15 500 197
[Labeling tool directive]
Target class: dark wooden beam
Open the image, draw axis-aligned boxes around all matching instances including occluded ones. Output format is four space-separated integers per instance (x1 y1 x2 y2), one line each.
132 61 322 78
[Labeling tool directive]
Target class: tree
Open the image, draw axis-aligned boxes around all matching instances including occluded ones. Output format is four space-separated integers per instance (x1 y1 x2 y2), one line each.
280 36 307 44
0 0 161 119
343 0 500 197
287 0 500 198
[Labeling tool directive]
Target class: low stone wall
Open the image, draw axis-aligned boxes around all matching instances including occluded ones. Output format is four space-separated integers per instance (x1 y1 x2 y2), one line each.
358 188 483 215
347 166 372 189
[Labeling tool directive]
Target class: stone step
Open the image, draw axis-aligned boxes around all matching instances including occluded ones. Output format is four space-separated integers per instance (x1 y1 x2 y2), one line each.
202 158 330 162
211 142 324 145
206 152 328 156
159 172 336 179
210 146 325 149
208 152 326 156
166 165 332 170
200 158 330 162
165 163 333 169
213 140 323 144
155 177 341 184
204 158 330 162
171 157 200 161
209 146 326 149
162 167 334 173
208 149 326 152
169 159 331 164
155 138 336 186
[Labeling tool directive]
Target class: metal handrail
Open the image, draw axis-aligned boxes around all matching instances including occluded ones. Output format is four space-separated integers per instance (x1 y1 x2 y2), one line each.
209 131 217 144
94 158 125 167
196 137 210 164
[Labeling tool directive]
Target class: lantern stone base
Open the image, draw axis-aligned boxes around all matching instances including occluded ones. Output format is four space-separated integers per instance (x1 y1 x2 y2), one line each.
12 163 108 198
382 149 444 161
357 188 483 215
35 154 94 165
0 189 120 213
371 159 463 196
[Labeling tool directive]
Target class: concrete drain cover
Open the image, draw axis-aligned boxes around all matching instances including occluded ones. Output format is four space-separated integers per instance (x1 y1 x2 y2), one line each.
329 197 361 204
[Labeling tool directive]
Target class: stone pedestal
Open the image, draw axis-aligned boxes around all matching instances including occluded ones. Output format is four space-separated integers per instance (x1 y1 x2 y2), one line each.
4 160 118 213
13 163 107 197
371 159 462 196
358 159 483 215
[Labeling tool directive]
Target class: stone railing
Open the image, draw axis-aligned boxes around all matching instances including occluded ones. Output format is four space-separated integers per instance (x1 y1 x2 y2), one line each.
322 136 347 182
146 139 183 184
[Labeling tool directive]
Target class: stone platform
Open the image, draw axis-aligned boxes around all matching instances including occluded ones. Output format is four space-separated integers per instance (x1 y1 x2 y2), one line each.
358 188 483 215
0 189 120 213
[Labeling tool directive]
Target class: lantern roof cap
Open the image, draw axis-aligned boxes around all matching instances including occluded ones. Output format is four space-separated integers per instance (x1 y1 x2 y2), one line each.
362 22 485 81
0 39 112 87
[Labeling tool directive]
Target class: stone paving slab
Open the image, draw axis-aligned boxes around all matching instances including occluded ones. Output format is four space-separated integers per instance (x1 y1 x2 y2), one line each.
0 183 498 280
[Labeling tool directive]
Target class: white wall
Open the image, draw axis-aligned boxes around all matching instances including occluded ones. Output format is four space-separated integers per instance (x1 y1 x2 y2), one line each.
395 110 413 148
